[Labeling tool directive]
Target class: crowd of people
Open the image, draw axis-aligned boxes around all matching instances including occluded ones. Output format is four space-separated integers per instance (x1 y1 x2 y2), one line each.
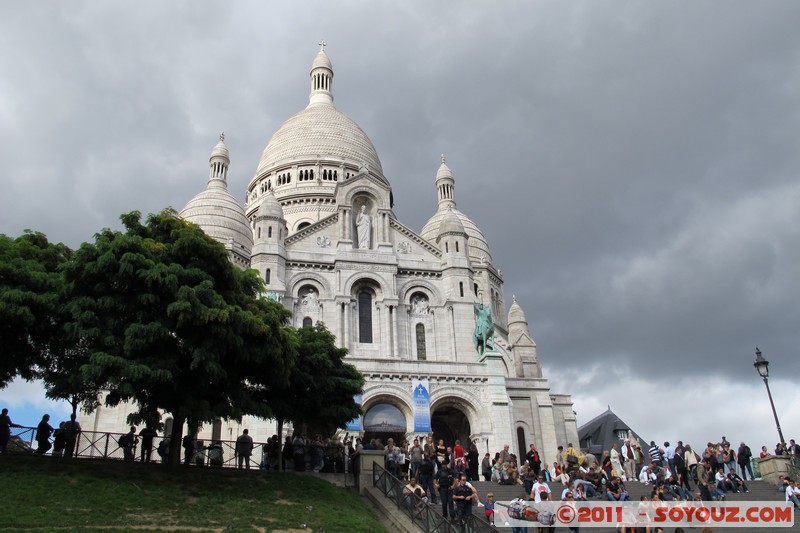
374 433 800 531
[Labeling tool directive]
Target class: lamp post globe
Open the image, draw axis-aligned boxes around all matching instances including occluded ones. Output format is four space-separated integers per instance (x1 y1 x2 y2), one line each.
754 347 785 450
754 347 769 379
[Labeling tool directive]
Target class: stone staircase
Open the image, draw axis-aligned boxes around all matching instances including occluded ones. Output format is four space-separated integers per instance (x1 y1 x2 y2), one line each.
467 479 799 532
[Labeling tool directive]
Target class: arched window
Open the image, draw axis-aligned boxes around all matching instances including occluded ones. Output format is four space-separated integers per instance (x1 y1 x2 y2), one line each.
456 241 459 253
297 222 311 231
268 226 273 238
474 283 479 296
358 290 373 343
459 282 464 298
415 323 427 360
302 317 313 328
517 427 526 461
445 242 449 253
265 268 271 285
257 227 261 239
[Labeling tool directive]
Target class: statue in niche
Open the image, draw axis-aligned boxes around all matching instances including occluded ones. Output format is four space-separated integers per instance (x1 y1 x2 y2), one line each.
355 204 371 249
473 302 495 357
411 295 429 316
301 289 319 308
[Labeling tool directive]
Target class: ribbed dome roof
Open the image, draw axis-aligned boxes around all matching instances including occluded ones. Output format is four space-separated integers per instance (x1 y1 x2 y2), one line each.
311 50 332 70
257 190 284 219
255 103 383 176
180 184 253 256
421 208 492 263
210 135 229 160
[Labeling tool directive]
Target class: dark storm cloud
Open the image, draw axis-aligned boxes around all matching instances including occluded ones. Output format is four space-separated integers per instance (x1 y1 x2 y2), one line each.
2 0 799 445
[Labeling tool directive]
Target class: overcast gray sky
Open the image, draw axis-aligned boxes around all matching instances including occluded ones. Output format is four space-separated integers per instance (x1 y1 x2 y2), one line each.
2 1 799 453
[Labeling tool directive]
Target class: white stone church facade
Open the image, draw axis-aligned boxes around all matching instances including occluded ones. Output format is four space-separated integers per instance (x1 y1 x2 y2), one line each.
82 48 578 462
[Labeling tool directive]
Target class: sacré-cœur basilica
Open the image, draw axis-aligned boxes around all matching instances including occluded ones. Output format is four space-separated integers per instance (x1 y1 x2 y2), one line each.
82 46 579 463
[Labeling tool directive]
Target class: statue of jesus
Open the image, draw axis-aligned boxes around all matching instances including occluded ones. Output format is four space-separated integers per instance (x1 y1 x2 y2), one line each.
356 205 371 249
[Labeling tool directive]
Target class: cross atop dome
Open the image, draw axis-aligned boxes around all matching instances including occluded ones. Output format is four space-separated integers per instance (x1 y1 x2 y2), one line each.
318 40 326 52
219 131 225 142
441 153 446 164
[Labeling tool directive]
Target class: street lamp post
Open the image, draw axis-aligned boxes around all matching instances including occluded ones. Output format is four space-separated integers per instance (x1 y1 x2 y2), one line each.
753 347 786 450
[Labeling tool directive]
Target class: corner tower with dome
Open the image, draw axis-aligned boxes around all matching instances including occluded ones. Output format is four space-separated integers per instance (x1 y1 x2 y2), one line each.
83 47 578 462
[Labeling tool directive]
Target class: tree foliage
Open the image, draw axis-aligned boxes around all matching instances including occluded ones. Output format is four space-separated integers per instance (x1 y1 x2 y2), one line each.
267 323 363 437
63 210 297 462
0 231 71 387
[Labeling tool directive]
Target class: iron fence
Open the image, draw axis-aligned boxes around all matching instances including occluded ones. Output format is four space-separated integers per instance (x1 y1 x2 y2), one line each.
372 463 497 533
6 426 273 469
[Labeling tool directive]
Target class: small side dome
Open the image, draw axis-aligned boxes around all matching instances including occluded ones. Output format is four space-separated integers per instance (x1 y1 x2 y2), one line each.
508 295 528 327
421 209 492 263
180 188 253 255
438 207 465 236
257 190 284 220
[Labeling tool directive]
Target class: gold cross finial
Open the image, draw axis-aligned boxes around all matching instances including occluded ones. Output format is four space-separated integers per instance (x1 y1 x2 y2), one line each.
441 154 446 164
219 131 225 142
319 40 327 52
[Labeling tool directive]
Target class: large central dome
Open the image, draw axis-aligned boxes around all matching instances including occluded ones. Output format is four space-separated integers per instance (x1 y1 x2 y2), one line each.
254 49 383 177
255 102 383 176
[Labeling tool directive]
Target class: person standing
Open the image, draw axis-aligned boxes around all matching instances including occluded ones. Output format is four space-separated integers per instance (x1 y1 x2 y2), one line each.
526 443 542 476
120 426 138 462
452 475 476 523
453 439 466 477
236 429 254 469
418 455 437 504
621 439 636 480
0 408 22 453
737 442 754 481
62 413 81 458
434 461 456 520
481 452 492 481
35 414 54 454
139 426 157 463
409 438 423 479
182 433 195 465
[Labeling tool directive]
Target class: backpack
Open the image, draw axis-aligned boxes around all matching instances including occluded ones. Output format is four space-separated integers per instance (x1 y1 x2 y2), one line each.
119 434 130 447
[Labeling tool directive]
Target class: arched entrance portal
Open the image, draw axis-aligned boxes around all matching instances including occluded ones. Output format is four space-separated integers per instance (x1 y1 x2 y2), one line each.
431 404 471 447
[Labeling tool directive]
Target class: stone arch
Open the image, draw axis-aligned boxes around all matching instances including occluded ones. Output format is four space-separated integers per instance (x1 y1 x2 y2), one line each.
342 272 390 300
514 419 534 460
343 187 389 211
287 271 331 299
292 218 314 233
429 386 487 443
397 279 444 306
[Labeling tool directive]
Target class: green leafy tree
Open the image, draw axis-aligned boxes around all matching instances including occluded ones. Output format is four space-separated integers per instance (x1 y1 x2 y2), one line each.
64 210 296 463
0 231 71 387
267 322 363 467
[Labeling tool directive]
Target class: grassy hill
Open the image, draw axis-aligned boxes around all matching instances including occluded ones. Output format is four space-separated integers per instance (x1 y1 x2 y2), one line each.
0 454 387 533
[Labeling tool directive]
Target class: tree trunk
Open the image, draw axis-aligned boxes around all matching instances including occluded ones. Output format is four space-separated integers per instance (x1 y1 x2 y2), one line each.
169 415 185 466
277 419 284 472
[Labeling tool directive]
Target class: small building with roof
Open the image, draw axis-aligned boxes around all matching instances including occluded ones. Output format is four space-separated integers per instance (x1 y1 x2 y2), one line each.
578 406 649 456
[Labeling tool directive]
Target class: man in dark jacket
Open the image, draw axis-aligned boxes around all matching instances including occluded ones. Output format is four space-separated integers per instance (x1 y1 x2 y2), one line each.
435 462 456 519
738 442 754 480
35 414 53 454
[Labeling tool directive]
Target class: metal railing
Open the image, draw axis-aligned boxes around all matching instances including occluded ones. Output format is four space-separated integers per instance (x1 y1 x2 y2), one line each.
5 426 342 471
372 463 497 533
